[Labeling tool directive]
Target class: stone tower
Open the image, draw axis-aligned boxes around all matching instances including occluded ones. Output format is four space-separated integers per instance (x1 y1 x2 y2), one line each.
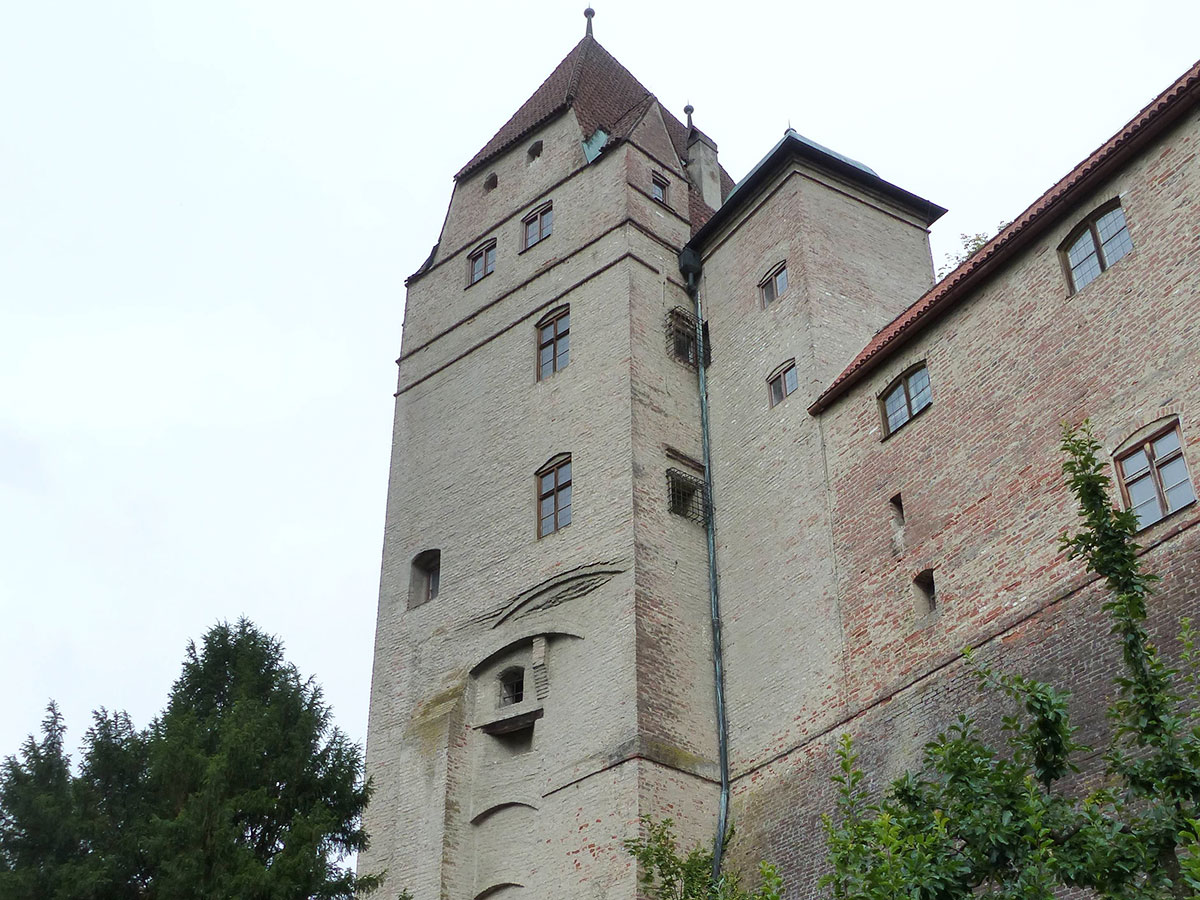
359 18 945 899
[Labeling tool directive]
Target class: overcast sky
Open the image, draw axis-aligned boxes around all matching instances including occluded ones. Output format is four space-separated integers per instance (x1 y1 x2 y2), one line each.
3 0 1199 767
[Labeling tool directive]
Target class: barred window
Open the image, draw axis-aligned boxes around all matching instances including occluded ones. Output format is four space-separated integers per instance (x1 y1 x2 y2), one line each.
537 306 570 380
536 455 572 537
499 668 525 707
880 363 932 437
667 468 707 525
1115 422 1195 530
666 307 699 369
1060 201 1133 293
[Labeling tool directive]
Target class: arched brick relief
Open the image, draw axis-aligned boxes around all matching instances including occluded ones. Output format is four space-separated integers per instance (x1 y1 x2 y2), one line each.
470 800 538 826
473 882 524 900
494 559 627 626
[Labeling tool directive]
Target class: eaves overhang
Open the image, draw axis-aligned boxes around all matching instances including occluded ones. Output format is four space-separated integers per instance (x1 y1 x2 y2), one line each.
685 129 947 254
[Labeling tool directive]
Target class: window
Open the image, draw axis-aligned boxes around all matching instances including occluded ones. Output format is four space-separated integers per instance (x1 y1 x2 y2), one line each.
651 173 669 205
527 140 543 163
768 360 799 407
760 262 788 306
1115 423 1195 530
889 493 905 527
913 569 936 616
409 549 441 608
880 363 932 437
499 668 525 707
522 203 553 250
536 306 570 380
1060 201 1133 293
667 468 707 525
468 240 496 285
665 307 698 369
483 172 498 192
536 455 572 537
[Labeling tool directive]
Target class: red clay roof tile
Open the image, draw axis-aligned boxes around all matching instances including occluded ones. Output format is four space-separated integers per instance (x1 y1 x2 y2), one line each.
809 57 1200 414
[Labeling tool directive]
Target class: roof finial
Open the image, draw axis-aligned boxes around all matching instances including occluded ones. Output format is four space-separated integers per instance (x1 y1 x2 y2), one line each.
684 103 694 129
584 7 594 36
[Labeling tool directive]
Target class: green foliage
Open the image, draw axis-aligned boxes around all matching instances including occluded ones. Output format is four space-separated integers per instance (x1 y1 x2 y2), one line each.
0 619 382 900
936 224 1007 280
821 423 1200 899
624 817 782 900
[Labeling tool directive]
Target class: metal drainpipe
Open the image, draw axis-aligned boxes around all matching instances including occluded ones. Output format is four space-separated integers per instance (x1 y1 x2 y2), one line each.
680 248 731 881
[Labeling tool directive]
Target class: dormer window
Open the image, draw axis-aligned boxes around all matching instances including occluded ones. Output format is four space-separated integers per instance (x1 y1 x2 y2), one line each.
468 240 496 285
760 263 788 306
880 363 932 437
1060 201 1133 293
499 668 525 707
522 203 553 250
651 173 669 205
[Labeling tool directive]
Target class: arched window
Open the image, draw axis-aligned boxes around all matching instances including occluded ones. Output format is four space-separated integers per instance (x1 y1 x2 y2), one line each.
498 667 525 707
1059 200 1133 293
409 549 441 608
1114 420 1195 530
536 454 572 537
467 239 496 286
767 359 798 407
759 261 788 306
536 306 570 380
879 363 932 437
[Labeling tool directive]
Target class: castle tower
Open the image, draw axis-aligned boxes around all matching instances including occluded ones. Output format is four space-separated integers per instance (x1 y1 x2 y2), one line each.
361 17 943 898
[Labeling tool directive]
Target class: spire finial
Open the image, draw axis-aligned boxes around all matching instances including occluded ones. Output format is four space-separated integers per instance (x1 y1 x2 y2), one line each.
584 7 594 36
684 103 694 129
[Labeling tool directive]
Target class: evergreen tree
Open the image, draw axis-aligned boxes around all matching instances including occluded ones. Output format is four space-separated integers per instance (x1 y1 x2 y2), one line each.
0 620 381 900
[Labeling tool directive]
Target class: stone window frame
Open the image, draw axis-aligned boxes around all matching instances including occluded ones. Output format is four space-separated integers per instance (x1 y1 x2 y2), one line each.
651 172 670 205
536 454 572 538
1114 420 1196 531
521 201 554 251
759 261 789 307
467 238 496 286
879 362 932 439
1058 199 1134 294
536 305 570 381
767 358 799 408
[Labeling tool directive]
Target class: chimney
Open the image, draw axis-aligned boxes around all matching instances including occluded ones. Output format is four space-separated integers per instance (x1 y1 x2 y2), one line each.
684 104 722 211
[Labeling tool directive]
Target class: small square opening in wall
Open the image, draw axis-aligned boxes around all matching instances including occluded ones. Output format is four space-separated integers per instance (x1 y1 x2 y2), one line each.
913 569 936 617
667 468 707 525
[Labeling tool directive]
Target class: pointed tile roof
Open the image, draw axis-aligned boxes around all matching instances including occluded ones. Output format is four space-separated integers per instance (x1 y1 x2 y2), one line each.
456 34 732 199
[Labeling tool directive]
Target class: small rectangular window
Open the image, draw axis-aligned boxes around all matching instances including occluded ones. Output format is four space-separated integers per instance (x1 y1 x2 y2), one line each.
409 550 441 608
667 468 708 525
522 203 553 250
1115 423 1196 530
499 669 525 707
468 240 496 285
913 569 936 616
768 361 798 407
651 173 669 205
665 307 699 369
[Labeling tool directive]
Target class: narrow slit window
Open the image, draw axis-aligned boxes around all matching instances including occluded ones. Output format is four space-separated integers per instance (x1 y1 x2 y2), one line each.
890 493 905 527
409 549 441 608
913 569 936 616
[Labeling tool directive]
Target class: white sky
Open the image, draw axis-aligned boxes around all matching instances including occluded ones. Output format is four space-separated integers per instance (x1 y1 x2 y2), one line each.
3 0 1198 767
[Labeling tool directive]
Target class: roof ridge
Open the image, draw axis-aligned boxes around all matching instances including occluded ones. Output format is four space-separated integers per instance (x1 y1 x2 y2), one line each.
564 34 593 104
